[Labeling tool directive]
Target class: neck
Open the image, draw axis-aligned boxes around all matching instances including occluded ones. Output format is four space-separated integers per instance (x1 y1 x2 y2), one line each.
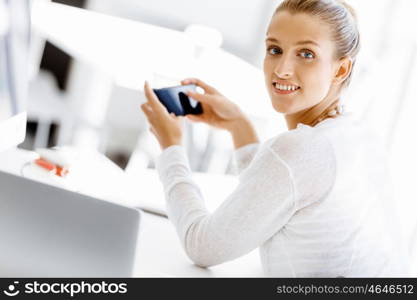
285 88 342 130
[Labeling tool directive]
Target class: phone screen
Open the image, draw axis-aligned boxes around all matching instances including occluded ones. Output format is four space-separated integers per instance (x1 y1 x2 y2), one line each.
153 84 203 116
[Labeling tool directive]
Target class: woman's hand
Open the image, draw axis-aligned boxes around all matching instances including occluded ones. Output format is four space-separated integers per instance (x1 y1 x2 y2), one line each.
181 78 246 132
182 78 259 149
140 81 183 150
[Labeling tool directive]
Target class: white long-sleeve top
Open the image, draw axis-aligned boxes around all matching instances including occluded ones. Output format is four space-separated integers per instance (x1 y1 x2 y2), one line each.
155 113 409 277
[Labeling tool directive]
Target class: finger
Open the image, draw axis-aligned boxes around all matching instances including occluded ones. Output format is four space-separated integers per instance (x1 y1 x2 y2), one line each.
140 102 152 113
181 78 217 93
140 103 154 120
181 78 196 85
149 126 157 136
144 81 166 113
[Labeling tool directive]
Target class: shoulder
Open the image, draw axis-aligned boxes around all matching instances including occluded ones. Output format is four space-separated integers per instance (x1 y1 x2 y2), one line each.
266 126 335 166
265 126 337 209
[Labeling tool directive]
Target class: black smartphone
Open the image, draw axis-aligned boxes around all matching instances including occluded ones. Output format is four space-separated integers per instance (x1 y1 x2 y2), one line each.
153 84 203 116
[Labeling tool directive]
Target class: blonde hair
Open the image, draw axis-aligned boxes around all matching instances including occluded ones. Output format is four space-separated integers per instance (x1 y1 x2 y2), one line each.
275 0 360 90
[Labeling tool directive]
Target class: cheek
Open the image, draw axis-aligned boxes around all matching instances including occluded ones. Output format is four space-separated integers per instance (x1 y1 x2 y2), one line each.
263 58 272 79
300 63 333 102
263 59 273 94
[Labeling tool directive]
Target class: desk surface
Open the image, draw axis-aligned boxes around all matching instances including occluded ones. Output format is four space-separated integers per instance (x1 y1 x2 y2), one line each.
0 147 263 277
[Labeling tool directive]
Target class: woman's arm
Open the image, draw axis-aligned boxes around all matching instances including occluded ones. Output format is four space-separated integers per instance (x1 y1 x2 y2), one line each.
228 115 260 174
228 115 259 149
233 142 260 174
156 143 296 267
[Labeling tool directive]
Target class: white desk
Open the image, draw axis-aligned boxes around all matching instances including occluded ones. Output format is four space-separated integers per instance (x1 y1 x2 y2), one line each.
0 147 263 277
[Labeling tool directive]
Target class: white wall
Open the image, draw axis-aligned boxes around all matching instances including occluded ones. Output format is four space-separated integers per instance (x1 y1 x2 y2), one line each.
88 0 277 67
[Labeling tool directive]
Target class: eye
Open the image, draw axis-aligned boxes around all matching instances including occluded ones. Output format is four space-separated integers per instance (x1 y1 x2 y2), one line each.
267 46 282 55
299 49 315 59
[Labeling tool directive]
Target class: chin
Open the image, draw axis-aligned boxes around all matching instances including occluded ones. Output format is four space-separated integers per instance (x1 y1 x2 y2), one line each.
270 99 295 114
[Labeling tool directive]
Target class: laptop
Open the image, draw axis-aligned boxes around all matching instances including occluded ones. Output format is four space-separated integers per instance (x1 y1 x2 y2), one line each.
0 169 141 277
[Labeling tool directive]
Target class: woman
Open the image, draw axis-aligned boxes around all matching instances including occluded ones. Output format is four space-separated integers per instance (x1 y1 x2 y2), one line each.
140 0 408 277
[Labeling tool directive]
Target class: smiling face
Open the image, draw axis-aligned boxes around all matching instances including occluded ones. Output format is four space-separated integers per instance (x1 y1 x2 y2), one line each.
264 11 343 115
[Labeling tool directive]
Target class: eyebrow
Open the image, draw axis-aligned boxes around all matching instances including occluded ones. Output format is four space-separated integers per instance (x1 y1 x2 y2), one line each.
265 37 320 47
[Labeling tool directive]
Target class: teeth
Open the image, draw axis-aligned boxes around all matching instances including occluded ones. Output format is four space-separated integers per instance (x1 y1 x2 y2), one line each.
274 83 299 91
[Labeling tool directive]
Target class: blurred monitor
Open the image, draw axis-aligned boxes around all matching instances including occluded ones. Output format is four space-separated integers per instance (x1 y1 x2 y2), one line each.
0 0 30 153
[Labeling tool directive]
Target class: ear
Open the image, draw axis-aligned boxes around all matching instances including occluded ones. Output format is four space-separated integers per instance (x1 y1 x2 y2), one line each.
333 56 353 85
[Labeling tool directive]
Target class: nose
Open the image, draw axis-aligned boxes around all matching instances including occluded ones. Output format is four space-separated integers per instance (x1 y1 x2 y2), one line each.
273 54 294 78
